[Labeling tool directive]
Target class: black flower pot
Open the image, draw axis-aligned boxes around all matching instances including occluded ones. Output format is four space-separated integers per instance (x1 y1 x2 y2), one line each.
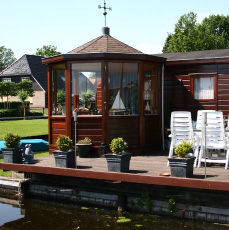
2 148 23 164
76 143 92 158
168 157 196 178
53 150 76 168
105 153 132 173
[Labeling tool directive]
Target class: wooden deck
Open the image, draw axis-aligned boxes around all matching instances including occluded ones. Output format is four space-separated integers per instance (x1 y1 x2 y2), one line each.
0 152 229 192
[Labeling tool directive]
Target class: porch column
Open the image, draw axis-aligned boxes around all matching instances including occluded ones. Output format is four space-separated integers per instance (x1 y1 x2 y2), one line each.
65 63 72 138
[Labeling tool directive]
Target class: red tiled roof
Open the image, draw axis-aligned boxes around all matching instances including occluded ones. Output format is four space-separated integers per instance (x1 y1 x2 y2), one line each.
68 35 142 54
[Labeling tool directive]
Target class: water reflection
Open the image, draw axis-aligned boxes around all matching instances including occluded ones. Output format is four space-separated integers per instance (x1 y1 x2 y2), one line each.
0 198 228 230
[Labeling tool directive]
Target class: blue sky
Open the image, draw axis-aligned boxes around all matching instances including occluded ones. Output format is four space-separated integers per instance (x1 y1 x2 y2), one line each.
1 0 228 59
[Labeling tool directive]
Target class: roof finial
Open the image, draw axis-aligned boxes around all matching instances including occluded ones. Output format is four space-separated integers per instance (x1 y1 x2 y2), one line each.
98 0 112 27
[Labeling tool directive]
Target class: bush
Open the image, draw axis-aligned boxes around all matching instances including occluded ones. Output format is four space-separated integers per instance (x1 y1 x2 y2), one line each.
3 133 21 148
0 109 19 117
0 101 30 109
109 137 128 154
77 137 91 144
56 135 73 152
174 140 193 158
27 111 43 116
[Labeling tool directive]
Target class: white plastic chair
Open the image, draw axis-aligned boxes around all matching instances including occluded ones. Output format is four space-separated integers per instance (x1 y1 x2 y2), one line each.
198 111 229 169
196 110 215 130
168 111 199 166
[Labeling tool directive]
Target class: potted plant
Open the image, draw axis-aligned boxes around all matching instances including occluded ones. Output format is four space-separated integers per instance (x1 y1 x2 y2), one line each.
168 140 195 178
2 133 22 163
53 135 76 168
105 137 131 173
76 137 92 158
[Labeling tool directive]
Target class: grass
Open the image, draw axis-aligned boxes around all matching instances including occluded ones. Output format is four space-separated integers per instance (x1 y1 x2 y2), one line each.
0 119 48 139
30 108 48 115
0 151 50 177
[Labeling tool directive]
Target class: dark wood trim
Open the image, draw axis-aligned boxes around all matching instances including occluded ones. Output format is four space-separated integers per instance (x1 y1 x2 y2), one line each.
139 62 145 145
102 61 108 145
65 62 72 137
166 58 229 66
42 53 166 65
48 66 52 144
0 163 229 191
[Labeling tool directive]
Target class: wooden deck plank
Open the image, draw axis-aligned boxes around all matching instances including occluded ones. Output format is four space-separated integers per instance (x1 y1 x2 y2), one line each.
0 154 229 192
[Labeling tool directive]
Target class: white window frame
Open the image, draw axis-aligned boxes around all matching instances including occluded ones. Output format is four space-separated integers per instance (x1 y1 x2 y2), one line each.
2 78 11 82
21 77 30 82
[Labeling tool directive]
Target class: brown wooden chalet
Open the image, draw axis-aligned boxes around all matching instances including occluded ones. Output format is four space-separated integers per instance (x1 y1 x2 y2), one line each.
42 27 166 155
157 49 229 124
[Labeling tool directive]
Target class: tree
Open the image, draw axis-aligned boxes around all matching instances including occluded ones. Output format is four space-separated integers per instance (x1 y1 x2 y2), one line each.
57 89 65 104
196 15 229 50
35 45 61 57
18 90 29 120
0 46 16 72
162 12 229 53
0 82 17 108
17 80 34 97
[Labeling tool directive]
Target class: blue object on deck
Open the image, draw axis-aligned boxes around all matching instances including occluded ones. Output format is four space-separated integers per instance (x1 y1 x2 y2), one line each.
0 139 49 152
0 140 6 151
19 139 49 151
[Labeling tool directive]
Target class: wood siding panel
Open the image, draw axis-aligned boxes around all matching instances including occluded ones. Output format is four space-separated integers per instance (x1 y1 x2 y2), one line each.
71 116 102 147
108 116 139 145
145 115 161 149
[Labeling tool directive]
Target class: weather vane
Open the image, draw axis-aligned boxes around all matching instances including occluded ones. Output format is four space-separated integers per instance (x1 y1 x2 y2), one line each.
98 0 112 27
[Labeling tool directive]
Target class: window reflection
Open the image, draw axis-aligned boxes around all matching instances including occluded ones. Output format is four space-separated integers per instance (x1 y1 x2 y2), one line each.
144 64 158 115
72 63 102 115
51 64 66 116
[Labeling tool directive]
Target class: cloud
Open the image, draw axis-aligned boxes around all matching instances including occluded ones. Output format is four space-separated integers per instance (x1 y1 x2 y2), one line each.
197 12 213 23
197 12 227 23
135 43 164 54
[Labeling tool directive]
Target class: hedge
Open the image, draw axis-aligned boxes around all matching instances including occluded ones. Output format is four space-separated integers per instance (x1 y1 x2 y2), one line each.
0 101 30 109
0 109 20 117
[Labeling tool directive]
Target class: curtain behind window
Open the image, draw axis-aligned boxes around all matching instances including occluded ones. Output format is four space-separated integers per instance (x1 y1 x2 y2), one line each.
194 77 214 99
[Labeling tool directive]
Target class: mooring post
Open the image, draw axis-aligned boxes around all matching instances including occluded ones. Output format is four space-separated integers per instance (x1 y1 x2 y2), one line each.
118 194 127 213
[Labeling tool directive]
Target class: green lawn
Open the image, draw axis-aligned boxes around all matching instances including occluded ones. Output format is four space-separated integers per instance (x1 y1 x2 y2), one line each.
31 108 48 115
0 119 48 139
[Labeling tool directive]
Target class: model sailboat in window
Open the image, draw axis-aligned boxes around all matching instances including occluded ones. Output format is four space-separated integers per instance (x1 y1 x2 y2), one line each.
110 90 126 114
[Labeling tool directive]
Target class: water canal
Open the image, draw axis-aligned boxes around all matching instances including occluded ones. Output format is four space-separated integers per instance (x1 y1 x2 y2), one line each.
0 196 228 230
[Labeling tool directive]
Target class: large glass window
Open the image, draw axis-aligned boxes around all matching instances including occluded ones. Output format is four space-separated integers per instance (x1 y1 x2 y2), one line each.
72 63 101 115
108 63 138 115
194 77 214 99
144 64 159 115
51 64 66 116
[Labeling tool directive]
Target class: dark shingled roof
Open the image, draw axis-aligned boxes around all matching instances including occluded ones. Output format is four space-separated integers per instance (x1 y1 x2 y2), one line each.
68 34 142 54
154 49 229 61
0 54 48 91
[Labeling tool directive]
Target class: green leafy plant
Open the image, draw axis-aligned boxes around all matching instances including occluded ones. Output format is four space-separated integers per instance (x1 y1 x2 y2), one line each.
81 90 93 107
56 135 73 152
57 89 65 104
109 137 127 155
136 193 152 211
77 137 91 144
167 197 176 213
174 140 193 158
3 133 21 148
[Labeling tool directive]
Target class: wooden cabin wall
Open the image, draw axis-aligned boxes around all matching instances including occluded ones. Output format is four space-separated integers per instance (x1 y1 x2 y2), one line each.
49 116 102 154
71 116 103 148
164 63 229 123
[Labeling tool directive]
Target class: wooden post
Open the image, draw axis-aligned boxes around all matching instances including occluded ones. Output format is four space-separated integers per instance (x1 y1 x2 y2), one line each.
65 63 72 138
202 112 207 179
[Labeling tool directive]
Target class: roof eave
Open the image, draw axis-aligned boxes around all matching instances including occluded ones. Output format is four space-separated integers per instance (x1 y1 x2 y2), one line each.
42 53 166 65
166 57 229 65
